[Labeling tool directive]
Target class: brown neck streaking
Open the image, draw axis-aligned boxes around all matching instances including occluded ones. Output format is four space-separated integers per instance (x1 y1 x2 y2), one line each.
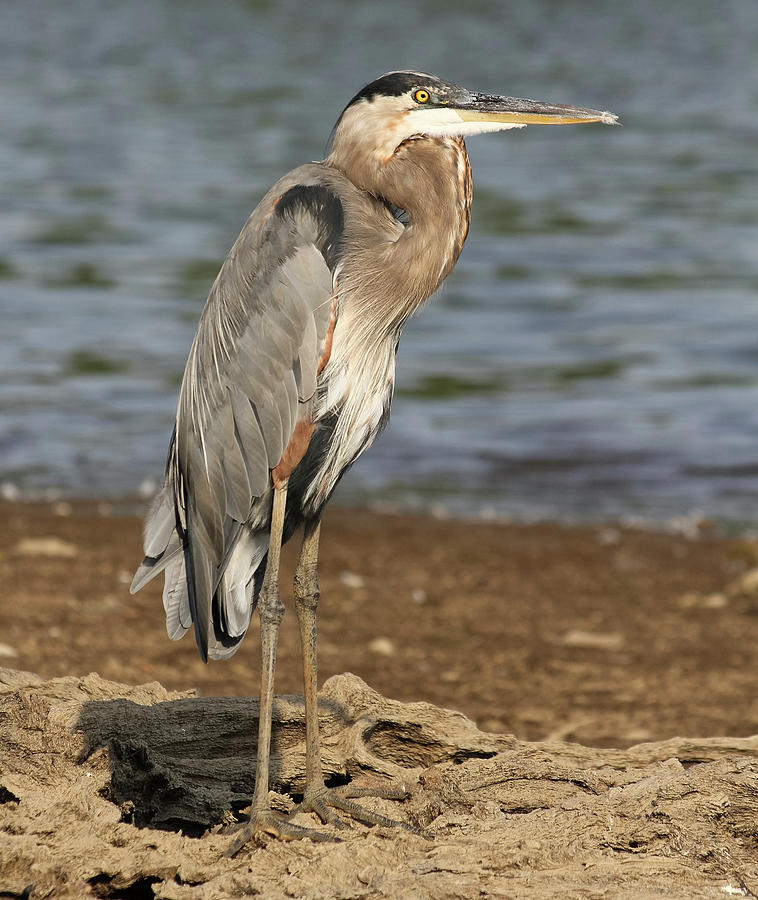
388 135 472 281
329 135 473 336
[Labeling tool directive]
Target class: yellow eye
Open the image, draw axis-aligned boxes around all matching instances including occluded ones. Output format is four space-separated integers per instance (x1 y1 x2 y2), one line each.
414 89 430 104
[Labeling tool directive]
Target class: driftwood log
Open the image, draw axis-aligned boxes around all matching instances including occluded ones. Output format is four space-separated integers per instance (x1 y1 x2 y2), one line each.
1 667 758 898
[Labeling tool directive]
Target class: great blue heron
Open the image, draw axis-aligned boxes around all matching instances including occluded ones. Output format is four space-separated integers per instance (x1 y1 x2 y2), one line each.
131 71 617 849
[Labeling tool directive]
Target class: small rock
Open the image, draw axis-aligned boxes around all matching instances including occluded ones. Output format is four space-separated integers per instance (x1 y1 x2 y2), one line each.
598 527 621 545
0 643 18 658
735 568 758 594
678 592 728 609
0 482 20 501
440 669 461 683
412 588 427 604
368 637 396 656
100 594 121 610
14 537 78 558
340 571 365 589
561 629 624 650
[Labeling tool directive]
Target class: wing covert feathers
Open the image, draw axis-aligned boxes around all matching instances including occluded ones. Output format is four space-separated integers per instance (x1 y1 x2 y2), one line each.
132 177 344 661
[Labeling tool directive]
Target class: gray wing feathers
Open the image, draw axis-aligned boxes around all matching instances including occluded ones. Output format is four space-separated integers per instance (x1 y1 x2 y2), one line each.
143 488 175 557
130 487 182 593
217 530 268 639
163 555 191 640
133 189 337 660
228 387 268 495
221 423 251 523
296 313 319 401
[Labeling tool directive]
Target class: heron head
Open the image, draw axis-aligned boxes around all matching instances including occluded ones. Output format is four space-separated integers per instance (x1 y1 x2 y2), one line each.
328 71 618 177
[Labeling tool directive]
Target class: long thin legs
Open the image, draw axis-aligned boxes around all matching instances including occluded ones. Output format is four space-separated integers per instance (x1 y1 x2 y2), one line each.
292 521 413 831
226 505 414 855
293 520 323 787
226 481 331 855
250 480 288 817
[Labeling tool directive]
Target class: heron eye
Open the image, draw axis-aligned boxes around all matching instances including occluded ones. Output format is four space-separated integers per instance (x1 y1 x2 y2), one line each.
414 89 430 104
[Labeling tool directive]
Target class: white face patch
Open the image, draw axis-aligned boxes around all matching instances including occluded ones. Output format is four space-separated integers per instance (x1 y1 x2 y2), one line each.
402 107 526 140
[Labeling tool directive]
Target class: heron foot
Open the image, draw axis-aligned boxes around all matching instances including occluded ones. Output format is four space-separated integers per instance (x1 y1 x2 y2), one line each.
296 782 423 835
222 808 336 857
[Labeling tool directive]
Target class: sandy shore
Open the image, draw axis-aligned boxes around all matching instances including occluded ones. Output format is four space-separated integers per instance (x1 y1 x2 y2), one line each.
2 497 758 747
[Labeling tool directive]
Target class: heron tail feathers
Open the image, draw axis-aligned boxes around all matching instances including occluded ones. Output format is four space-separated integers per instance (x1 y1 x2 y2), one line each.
131 486 269 660
209 529 268 658
130 487 180 593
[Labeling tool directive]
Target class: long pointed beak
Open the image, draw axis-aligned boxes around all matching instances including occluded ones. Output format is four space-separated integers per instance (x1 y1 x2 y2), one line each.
457 92 619 126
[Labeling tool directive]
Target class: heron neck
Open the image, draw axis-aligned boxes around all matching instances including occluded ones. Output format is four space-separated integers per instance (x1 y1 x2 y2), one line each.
372 137 472 324
328 136 472 334
383 136 471 271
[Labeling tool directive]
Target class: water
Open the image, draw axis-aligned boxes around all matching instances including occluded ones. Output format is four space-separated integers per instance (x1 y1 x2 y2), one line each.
2 0 757 525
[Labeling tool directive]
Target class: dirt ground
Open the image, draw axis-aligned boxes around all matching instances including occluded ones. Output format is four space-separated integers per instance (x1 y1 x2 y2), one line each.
2 498 758 897
3 498 758 745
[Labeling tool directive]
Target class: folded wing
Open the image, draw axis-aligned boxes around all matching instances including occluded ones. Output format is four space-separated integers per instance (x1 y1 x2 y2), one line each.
131 179 344 661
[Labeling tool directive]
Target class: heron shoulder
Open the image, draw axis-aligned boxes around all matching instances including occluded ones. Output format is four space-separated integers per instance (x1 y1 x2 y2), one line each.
244 163 404 265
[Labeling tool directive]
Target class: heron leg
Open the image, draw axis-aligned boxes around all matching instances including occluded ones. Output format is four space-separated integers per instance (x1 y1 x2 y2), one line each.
250 481 287 819
292 521 416 833
293 520 324 788
225 482 331 856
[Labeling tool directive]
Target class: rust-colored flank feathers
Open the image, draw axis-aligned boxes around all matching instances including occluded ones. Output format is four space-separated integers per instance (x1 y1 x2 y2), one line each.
272 420 316 488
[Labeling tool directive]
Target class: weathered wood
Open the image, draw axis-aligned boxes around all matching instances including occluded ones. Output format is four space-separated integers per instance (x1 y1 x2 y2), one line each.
2 667 758 899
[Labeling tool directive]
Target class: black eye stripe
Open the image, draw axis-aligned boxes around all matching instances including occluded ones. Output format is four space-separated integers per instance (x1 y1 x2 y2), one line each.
340 72 470 116
350 73 433 104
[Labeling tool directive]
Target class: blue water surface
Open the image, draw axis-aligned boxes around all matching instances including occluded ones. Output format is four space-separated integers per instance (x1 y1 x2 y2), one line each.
1 0 757 525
